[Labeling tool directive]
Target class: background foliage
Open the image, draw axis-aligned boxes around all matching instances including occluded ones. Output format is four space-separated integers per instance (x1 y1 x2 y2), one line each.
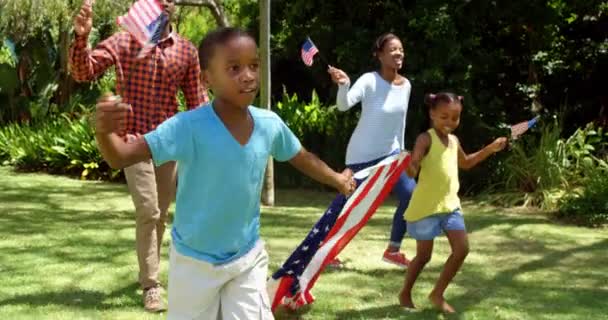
1 0 607 224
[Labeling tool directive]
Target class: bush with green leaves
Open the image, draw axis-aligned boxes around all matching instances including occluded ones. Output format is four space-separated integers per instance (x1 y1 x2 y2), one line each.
274 88 357 159
0 113 120 180
499 118 608 211
0 90 352 187
557 166 608 226
500 118 567 208
562 123 608 172
272 89 357 187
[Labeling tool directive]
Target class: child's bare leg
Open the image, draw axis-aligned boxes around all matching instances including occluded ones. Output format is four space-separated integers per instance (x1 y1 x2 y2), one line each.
429 230 469 313
399 240 433 309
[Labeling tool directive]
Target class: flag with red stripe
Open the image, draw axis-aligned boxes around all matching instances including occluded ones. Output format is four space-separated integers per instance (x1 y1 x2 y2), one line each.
301 38 319 66
116 0 167 58
267 152 411 312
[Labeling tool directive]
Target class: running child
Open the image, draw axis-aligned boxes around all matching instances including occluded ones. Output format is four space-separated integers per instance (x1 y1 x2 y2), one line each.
94 27 356 320
399 92 507 313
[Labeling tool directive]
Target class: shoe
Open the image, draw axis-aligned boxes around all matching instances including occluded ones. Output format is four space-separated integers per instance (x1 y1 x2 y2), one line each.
143 284 166 312
382 250 410 268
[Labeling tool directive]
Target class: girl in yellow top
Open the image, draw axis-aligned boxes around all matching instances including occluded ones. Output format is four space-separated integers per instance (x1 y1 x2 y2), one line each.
399 92 507 313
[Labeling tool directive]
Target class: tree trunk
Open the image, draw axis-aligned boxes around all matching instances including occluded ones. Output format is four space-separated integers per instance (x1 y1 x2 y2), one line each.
57 19 73 109
175 0 230 27
17 49 32 98
527 25 543 113
259 0 274 206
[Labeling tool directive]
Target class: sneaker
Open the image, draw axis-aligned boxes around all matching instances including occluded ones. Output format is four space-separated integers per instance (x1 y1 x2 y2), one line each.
382 250 410 268
143 285 166 312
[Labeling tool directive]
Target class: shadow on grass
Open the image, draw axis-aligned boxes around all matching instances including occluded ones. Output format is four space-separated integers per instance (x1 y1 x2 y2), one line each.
0 282 141 310
0 174 142 277
0 181 138 264
2 171 607 318
333 305 457 320
270 190 553 237
268 190 608 318
275 302 458 320
0 172 165 312
448 238 608 315
331 237 608 319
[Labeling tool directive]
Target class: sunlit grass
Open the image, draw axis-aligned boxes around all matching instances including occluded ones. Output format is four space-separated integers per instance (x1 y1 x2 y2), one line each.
1 166 606 320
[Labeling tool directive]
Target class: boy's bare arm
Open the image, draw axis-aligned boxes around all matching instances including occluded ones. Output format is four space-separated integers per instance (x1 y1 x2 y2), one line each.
95 94 151 169
288 148 355 195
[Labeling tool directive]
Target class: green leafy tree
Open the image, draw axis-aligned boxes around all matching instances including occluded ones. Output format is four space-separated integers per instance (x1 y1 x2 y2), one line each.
0 0 132 123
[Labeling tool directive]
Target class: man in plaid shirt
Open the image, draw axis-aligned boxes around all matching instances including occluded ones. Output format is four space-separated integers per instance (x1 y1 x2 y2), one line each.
70 0 208 312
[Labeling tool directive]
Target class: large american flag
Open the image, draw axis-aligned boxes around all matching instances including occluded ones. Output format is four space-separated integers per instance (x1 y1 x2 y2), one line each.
267 152 411 312
116 0 168 58
511 116 539 139
301 38 319 66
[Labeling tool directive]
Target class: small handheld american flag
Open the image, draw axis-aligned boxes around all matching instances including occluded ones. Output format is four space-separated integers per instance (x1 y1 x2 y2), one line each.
301 37 320 66
116 0 168 59
511 116 539 139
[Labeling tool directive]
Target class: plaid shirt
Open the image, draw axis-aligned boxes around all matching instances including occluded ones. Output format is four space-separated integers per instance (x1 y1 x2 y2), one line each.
70 31 208 135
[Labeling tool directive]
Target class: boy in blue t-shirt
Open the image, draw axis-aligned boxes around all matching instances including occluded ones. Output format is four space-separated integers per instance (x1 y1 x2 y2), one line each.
94 27 355 319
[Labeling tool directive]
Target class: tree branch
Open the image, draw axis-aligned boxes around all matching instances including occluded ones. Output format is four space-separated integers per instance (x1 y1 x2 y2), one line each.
175 0 230 27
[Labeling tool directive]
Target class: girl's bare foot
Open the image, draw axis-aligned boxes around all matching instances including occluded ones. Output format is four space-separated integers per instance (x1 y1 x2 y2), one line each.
428 292 456 313
399 290 416 309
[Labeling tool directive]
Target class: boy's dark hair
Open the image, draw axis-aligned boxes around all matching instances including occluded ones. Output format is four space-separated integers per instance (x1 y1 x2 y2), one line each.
198 27 255 70
424 92 464 110
372 33 401 56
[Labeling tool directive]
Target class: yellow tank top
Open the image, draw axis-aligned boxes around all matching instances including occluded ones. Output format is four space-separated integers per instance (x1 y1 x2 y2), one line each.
405 129 461 222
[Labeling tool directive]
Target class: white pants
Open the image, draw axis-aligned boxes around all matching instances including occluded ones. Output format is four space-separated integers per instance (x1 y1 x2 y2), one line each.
167 241 274 320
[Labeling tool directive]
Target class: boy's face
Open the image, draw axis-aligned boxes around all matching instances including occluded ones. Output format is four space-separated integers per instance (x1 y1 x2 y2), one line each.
204 36 260 109
430 101 462 135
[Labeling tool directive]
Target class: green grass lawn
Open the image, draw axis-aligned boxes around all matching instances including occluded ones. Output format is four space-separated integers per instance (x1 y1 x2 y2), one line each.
0 166 607 320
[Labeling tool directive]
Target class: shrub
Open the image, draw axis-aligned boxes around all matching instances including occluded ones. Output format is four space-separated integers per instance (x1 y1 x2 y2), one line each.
0 113 120 180
498 118 608 211
501 118 567 208
273 89 357 188
557 166 608 226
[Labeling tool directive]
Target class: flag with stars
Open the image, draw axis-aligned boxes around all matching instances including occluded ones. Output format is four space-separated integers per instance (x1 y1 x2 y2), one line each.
267 152 411 312
300 37 319 66
116 0 168 59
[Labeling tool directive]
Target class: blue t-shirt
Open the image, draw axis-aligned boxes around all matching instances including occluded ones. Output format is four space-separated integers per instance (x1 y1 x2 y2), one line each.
144 104 302 264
